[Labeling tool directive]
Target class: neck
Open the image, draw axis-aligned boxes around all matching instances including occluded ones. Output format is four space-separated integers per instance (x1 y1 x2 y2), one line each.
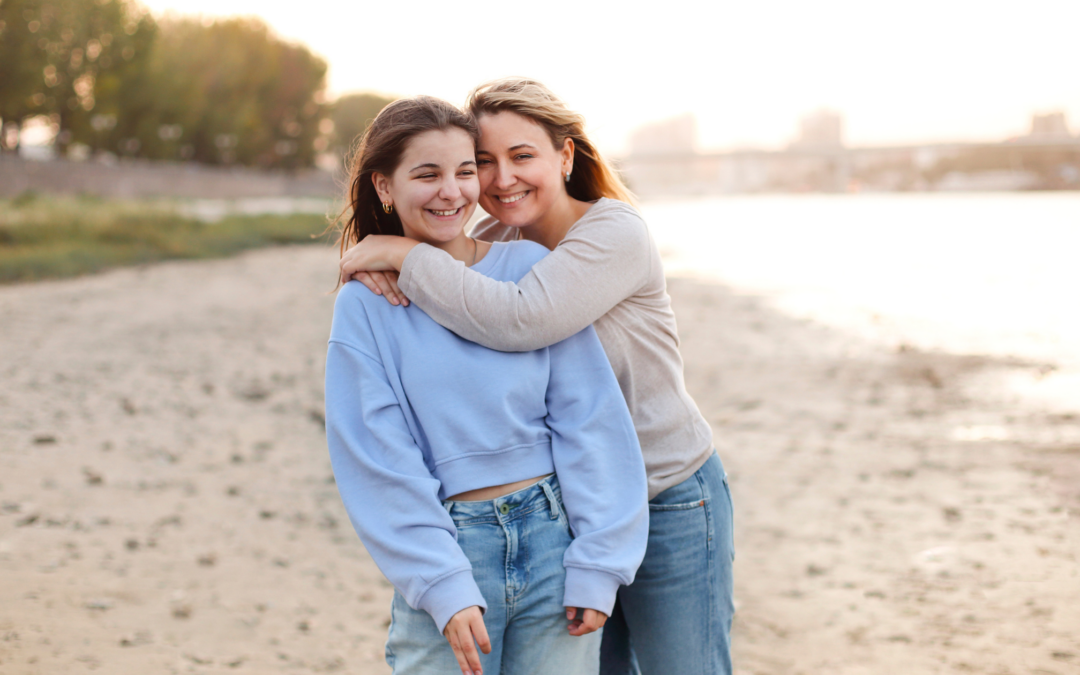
517 195 593 250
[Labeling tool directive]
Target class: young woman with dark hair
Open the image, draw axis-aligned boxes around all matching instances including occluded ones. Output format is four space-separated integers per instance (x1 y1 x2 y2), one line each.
324 94 648 675
339 80 737 675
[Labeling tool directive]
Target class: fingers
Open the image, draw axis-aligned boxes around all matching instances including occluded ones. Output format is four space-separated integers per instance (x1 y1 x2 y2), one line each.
352 272 381 296
385 272 409 307
445 626 474 675
444 607 486 675
470 610 492 655
368 271 401 305
567 608 608 636
339 253 358 286
348 271 405 306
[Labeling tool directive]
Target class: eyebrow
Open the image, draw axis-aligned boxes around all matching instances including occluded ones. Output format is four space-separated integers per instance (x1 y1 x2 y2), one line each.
477 143 537 155
409 160 477 172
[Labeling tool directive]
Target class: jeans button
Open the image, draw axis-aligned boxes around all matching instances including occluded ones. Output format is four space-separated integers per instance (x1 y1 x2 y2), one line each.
499 504 510 515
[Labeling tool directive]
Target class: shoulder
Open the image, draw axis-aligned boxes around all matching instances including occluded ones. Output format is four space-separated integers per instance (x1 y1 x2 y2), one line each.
470 214 515 242
330 281 380 346
566 198 651 251
497 240 551 280
334 279 377 312
504 239 550 265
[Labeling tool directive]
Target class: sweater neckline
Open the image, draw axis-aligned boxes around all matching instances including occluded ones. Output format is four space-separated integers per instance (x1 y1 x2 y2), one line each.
468 240 509 276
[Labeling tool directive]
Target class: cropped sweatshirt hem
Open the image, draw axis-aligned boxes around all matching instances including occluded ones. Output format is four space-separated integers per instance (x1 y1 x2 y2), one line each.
563 567 625 616
435 440 555 496
418 568 488 633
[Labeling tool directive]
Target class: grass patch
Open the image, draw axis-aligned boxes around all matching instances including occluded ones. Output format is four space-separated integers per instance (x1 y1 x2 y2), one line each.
0 195 335 283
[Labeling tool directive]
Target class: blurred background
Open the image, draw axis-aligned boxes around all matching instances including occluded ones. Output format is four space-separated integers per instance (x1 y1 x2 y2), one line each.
1 1 1078 674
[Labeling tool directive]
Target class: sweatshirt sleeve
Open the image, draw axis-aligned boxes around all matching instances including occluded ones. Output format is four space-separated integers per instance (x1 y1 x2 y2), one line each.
543 325 649 615
325 321 486 632
397 202 651 352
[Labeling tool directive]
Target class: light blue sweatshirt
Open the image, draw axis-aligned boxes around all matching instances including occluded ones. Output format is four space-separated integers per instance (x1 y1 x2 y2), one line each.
325 240 648 633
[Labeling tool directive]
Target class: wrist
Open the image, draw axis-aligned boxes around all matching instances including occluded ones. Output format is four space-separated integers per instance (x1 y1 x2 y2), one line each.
387 238 420 271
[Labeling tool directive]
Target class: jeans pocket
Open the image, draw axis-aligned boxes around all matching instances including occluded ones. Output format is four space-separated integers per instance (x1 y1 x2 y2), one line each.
649 498 708 512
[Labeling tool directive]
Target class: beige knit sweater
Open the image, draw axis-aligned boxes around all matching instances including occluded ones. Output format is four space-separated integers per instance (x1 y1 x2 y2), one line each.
398 198 715 499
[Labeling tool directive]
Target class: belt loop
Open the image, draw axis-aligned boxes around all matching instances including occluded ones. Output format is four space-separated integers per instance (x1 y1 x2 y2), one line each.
443 501 454 516
540 480 559 520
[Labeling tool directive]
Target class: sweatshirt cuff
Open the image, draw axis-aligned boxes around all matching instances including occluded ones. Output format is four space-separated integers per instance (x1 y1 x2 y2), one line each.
398 243 439 299
417 569 487 634
563 567 624 616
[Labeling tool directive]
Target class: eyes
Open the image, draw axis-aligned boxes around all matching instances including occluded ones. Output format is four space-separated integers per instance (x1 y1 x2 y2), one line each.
414 169 476 180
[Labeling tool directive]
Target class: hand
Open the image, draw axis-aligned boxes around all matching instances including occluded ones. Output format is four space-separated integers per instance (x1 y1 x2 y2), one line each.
351 270 409 306
566 606 607 636
443 606 491 675
338 235 419 286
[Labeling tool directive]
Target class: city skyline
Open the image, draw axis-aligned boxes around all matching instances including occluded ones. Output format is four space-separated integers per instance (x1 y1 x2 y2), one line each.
130 0 1080 155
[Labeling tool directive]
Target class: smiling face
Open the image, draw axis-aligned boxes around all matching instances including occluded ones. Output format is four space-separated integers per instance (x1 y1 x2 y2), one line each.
373 127 479 245
475 111 574 228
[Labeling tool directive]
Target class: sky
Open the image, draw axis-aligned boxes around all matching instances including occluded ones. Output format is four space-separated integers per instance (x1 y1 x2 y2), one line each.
139 0 1080 155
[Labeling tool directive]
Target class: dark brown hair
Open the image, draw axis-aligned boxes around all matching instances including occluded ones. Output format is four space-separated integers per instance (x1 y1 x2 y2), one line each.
336 96 478 256
466 78 635 205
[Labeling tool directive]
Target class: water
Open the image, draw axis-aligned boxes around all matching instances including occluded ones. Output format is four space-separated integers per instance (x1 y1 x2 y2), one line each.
641 193 1080 411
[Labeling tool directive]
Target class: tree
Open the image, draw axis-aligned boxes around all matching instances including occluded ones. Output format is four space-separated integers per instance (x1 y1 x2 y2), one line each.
0 0 155 153
330 92 395 157
2 5 329 168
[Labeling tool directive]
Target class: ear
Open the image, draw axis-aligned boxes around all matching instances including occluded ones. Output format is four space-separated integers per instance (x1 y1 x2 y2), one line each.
371 172 392 206
560 137 575 175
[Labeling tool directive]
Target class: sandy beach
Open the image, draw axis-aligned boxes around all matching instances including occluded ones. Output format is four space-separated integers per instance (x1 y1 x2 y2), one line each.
1 244 1077 674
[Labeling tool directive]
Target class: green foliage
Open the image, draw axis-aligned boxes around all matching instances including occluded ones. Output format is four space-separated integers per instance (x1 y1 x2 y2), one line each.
95 16 329 168
0 0 155 152
0 2 328 168
330 92 396 157
0 196 332 282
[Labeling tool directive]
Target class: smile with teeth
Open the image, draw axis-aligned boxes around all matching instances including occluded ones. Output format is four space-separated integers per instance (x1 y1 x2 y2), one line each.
428 207 461 216
497 191 529 204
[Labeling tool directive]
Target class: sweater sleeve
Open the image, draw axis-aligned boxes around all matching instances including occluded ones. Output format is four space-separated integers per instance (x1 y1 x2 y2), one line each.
325 334 486 633
543 325 649 615
397 202 651 352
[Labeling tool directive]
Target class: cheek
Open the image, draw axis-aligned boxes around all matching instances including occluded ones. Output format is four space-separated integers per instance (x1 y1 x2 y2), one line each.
401 184 436 209
462 179 480 203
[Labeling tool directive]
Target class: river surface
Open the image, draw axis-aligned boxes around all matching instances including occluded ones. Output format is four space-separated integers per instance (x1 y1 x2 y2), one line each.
641 193 1080 410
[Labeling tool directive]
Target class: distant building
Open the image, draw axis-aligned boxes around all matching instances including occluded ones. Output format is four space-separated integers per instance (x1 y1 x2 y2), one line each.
628 113 697 156
1029 112 1071 139
792 109 844 148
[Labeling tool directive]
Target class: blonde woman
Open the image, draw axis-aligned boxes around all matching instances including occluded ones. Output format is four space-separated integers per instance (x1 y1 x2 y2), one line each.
340 79 736 675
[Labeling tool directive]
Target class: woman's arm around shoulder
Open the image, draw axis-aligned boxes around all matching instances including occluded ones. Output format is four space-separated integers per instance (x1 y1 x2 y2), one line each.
398 201 653 352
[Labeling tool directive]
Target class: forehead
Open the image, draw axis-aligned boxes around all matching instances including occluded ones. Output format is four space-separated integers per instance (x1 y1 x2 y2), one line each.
477 111 552 149
399 127 475 165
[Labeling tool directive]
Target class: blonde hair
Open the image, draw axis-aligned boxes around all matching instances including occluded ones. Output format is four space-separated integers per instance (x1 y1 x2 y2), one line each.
466 78 635 206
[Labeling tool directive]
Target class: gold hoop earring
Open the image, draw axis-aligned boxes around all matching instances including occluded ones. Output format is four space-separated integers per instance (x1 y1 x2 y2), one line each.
382 202 393 214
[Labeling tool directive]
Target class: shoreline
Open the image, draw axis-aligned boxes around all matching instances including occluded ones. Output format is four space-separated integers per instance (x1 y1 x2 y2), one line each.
0 247 1077 674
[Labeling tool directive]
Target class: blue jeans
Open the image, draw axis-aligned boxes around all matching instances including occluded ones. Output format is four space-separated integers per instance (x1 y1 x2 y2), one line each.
600 452 735 675
385 476 601 675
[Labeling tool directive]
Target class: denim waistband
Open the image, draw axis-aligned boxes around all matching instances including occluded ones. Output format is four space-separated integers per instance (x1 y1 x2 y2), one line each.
442 475 561 523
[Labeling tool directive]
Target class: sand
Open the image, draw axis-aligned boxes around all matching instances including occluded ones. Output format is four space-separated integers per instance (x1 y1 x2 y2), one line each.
0 244 1077 674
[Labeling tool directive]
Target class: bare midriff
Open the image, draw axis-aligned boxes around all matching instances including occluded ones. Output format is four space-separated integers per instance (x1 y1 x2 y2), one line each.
447 475 552 502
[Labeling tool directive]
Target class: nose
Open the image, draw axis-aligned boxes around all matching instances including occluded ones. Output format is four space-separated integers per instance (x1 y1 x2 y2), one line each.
493 161 516 191
438 174 462 202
